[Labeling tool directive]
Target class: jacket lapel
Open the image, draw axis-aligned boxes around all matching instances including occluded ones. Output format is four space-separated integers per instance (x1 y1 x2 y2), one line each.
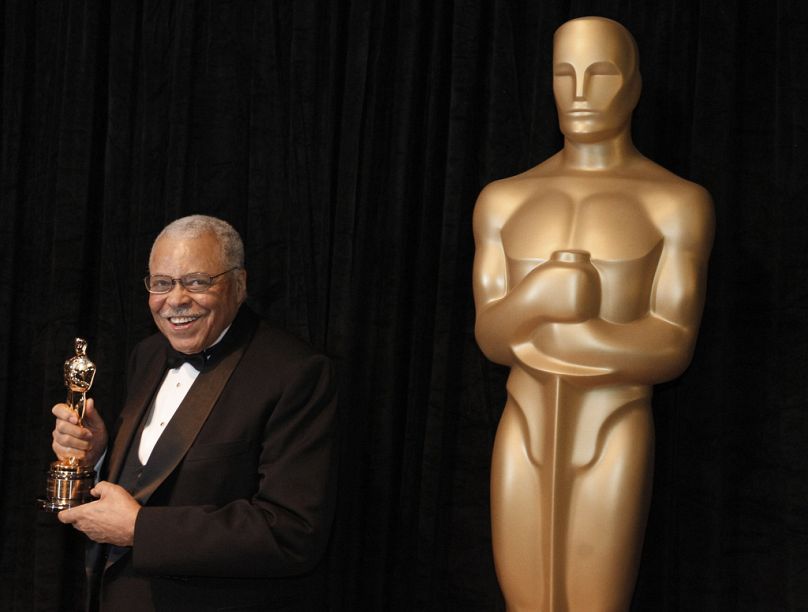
106 351 166 484
132 341 247 505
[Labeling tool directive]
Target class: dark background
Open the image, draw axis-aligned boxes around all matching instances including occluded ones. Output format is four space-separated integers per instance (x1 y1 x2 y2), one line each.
2 1 806 610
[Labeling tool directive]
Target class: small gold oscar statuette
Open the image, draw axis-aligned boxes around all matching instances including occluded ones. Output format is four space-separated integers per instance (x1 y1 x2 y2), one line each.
39 338 98 512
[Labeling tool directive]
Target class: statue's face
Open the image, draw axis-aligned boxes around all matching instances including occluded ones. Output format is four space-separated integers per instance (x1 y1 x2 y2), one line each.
552 19 640 142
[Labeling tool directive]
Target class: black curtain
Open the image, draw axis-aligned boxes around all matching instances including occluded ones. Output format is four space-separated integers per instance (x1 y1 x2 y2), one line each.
2 1 806 610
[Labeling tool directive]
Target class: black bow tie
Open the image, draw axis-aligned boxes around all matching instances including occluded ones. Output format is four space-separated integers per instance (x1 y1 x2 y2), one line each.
166 350 208 371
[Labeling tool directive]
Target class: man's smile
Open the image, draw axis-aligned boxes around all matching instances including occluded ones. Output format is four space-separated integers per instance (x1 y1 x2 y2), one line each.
164 314 204 329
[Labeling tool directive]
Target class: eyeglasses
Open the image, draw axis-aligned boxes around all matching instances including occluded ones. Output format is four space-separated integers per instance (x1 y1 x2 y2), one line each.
144 267 240 294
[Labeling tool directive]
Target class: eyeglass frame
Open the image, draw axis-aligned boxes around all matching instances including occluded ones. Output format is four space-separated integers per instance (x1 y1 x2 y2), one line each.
143 267 241 294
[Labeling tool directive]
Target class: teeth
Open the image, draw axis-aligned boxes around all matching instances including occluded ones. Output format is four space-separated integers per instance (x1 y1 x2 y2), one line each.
169 316 198 324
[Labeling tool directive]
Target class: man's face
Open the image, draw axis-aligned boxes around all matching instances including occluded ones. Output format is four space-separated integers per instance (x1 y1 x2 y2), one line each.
148 232 246 354
552 20 639 141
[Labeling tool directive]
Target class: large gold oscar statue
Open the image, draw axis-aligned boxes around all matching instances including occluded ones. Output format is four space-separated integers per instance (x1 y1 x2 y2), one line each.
473 17 714 611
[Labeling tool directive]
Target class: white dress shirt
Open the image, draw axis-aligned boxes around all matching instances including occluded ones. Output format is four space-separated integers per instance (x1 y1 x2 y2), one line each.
138 362 199 464
137 326 230 464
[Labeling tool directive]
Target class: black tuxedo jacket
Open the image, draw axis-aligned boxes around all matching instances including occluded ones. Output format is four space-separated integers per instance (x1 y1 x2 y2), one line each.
95 307 338 611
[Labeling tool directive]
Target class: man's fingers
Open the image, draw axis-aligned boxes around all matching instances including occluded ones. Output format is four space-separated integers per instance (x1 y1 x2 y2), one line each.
54 421 92 441
91 481 113 498
57 507 73 524
52 403 79 425
53 411 93 440
51 401 106 466
52 425 92 448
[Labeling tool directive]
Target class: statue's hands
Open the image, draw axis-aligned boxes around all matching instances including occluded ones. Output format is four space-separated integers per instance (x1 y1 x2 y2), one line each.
51 398 108 467
516 256 600 324
58 481 140 546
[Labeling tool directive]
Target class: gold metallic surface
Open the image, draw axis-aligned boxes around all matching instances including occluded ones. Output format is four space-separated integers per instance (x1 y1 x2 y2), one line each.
39 338 98 511
472 17 714 611
64 337 96 425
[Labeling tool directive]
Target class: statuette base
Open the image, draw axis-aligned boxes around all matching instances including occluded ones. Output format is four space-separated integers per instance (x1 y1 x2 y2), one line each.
38 461 96 512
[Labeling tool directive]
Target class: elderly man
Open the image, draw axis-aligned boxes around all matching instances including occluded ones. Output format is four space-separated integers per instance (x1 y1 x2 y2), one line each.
52 215 338 611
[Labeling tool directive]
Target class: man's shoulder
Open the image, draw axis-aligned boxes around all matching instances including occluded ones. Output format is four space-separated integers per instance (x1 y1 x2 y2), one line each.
236 318 335 393
249 319 326 361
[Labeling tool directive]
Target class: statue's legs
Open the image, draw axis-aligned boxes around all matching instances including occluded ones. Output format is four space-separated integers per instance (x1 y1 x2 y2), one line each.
491 372 654 612
565 398 653 612
491 395 547 611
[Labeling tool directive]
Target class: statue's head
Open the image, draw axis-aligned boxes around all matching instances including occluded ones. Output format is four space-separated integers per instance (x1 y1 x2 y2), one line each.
552 17 641 142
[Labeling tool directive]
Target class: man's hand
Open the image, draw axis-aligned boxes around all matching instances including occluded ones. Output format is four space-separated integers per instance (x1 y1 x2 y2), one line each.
52 398 108 466
58 482 141 547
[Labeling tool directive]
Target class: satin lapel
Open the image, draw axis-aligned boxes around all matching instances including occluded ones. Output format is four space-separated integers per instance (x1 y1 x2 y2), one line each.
106 352 166 484
132 341 247 505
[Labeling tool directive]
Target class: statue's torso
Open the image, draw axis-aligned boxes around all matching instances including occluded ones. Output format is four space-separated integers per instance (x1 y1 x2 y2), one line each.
498 171 679 323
